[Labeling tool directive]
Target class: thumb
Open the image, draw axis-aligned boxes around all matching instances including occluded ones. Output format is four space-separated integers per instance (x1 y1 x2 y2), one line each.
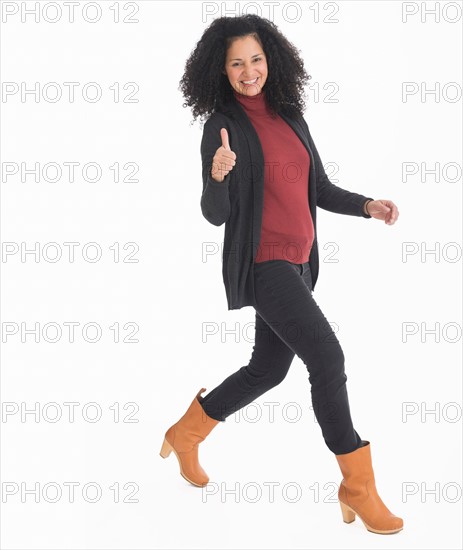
220 128 230 150
376 201 391 213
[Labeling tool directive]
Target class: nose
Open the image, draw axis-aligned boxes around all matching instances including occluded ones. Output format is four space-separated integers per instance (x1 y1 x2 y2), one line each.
241 64 259 78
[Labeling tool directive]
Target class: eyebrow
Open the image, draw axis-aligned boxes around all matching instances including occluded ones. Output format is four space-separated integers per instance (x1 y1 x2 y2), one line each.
229 53 263 61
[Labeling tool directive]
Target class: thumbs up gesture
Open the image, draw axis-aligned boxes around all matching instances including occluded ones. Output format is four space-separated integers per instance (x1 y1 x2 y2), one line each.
211 128 237 183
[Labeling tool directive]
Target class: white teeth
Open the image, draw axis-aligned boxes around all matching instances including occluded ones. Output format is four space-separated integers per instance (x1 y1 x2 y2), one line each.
242 77 258 84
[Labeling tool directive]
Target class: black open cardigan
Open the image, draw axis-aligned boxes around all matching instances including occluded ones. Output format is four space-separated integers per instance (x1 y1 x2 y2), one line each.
200 95 374 311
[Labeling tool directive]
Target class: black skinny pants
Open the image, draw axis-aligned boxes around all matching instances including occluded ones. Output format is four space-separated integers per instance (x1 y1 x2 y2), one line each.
199 259 363 455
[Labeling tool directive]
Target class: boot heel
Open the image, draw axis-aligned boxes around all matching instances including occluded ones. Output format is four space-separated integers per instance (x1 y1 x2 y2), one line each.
340 501 356 523
159 438 173 458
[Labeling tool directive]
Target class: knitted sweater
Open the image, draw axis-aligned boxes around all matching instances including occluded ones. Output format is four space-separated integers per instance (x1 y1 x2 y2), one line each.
200 92 374 310
233 88 314 264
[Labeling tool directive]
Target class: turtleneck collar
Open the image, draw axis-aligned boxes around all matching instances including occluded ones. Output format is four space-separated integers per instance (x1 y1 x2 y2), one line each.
232 88 273 117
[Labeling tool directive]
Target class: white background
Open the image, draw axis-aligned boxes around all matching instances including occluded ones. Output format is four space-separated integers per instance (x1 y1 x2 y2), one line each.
1 1 462 549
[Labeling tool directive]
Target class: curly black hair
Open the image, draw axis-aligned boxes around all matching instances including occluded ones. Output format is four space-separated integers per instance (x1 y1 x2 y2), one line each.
179 14 311 125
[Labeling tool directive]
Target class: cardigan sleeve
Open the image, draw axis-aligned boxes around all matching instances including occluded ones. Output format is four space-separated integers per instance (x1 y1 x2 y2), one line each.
301 117 374 218
200 116 232 226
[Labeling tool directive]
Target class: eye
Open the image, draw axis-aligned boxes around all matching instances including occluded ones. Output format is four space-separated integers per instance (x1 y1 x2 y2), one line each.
231 57 261 67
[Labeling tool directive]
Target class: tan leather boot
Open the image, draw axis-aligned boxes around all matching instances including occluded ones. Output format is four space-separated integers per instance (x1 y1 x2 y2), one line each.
335 440 404 534
159 387 220 487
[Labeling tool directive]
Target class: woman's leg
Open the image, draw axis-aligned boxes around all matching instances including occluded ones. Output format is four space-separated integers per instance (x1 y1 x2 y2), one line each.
200 308 296 421
163 305 296 487
252 260 363 455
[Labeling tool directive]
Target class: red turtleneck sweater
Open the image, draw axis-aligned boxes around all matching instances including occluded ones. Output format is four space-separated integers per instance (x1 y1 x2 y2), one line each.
233 88 314 264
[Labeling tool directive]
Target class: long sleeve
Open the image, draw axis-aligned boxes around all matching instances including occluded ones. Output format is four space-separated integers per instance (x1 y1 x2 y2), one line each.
301 117 374 218
200 116 232 226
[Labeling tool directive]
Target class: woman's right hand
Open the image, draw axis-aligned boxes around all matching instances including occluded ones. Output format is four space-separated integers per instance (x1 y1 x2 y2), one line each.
211 128 237 182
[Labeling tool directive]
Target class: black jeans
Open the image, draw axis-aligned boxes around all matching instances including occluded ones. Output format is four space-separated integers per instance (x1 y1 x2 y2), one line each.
199 259 363 455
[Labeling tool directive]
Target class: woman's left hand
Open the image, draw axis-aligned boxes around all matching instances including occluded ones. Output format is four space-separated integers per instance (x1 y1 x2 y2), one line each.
366 199 399 225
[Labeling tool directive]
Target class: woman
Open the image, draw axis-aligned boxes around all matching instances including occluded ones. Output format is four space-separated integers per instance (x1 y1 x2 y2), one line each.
160 14 402 535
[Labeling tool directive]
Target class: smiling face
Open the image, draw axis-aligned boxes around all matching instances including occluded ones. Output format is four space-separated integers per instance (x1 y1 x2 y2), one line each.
223 34 268 96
